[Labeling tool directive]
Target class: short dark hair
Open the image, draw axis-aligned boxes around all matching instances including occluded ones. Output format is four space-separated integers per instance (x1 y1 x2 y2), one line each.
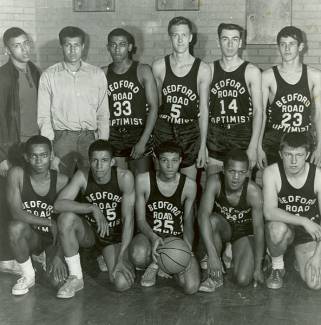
107 28 135 46
59 26 85 45
168 16 193 34
218 23 243 39
25 135 52 154
3 27 27 47
277 26 304 45
279 133 311 152
88 140 114 159
155 141 183 158
224 149 249 170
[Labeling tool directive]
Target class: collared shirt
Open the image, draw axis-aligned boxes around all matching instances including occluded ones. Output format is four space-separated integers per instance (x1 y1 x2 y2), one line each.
37 60 109 141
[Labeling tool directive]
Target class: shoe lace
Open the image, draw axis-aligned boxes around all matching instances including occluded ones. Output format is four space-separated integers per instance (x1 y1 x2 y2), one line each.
17 276 28 284
271 269 282 281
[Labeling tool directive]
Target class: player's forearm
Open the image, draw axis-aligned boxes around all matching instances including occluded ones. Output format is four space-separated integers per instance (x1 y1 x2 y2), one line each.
137 219 159 242
198 110 208 148
249 106 262 149
10 207 51 227
264 206 308 227
198 213 219 259
119 215 134 259
54 199 95 215
183 222 194 251
254 227 265 270
138 107 158 145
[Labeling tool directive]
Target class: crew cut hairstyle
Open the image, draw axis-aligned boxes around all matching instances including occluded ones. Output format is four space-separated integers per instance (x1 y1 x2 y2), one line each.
59 26 85 45
223 148 249 170
217 23 244 39
168 16 193 34
107 28 135 47
277 26 304 45
3 27 27 46
88 140 114 158
279 132 311 152
155 141 183 158
25 135 52 154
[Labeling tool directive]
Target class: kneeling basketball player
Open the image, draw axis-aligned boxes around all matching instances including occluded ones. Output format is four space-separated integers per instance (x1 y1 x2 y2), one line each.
7 135 69 296
198 149 264 292
264 133 321 290
54 140 135 298
129 142 200 294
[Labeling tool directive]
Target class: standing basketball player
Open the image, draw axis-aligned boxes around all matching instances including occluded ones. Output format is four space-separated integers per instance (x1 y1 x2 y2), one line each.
207 23 262 175
152 16 211 180
264 133 321 290
55 140 135 298
129 142 200 294
198 149 264 292
104 28 158 175
259 26 321 167
7 135 69 295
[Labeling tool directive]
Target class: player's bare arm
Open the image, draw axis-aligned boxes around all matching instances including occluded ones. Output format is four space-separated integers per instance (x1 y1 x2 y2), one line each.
7 167 52 228
245 64 263 169
308 67 321 166
198 174 222 277
257 68 275 169
152 58 166 106
263 165 321 240
196 61 211 168
247 181 265 284
131 63 159 159
181 178 197 250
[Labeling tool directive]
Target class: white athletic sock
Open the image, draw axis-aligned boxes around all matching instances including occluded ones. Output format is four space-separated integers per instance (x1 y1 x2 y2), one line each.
19 257 35 278
65 254 83 279
271 255 284 270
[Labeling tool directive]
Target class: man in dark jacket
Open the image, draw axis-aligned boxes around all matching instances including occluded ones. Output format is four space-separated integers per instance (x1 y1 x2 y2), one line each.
0 27 40 268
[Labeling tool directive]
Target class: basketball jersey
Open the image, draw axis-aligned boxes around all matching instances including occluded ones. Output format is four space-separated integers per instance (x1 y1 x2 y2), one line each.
267 64 312 133
106 61 148 128
277 161 320 223
146 171 185 238
81 167 122 244
209 61 252 128
159 55 200 124
213 173 252 226
21 169 57 235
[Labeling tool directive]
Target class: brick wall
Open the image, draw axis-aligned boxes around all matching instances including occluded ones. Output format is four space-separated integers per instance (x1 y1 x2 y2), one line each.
1 0 321 70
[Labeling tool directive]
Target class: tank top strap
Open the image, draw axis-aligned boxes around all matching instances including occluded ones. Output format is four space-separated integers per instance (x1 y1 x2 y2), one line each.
164 54 171 75
214 60 221 75
306 163 316 190
239 61 249 74
239 177 249 204
277 160 289 188
272 65 284 85
175 174 186 198
111 166 118 186
23 168 32 195
301 64 308 84
218 172 225 197
48 169 58 199
190 57 201 76
149 170 157 195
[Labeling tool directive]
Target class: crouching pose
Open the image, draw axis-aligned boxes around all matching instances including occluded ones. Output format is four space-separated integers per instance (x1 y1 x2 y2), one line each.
7 135 69 295
198 149 264 292
264 133 321 290
55 140 135 298
129 142 200 294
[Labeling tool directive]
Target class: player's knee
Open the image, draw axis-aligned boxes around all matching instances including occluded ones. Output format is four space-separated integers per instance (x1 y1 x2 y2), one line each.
305 274 321 291
209 213 221 232
128 238 151 268
235 272 251 287
57 212 79 234
9 220 28 243
183 278 200 295
114 273 132 292
267 222 289 245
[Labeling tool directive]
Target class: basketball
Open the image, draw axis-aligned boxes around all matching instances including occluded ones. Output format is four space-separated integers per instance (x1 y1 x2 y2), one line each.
156 237 192 274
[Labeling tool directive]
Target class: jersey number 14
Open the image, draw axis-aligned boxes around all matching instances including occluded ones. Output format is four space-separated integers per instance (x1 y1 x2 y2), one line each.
220 99 238 114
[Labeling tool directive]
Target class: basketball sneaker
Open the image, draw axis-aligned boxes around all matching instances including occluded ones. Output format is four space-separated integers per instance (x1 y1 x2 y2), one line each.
56 275 84 299
12 276 35 295
97 255 108 272
141 262 159 287
266 268 285 289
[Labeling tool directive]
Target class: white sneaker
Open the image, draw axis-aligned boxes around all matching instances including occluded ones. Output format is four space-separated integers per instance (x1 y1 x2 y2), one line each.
56 276 84 299
96 255 108 272
12 276 35 295
141 263 158 287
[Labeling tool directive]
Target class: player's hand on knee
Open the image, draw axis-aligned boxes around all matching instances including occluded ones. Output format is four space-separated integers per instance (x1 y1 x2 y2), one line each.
305 255 321 288
302 219 321 241
113 259 134 285
257 147 267 170
48 255 68 284
253 268 264 287
152 236 164 263
130 141 145 160
208 255 223 283
196 147 207 169
246 146 257 170
92 206 109 237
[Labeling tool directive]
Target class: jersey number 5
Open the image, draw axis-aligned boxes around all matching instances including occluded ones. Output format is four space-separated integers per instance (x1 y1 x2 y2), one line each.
113 100 131 117
170 104 181 119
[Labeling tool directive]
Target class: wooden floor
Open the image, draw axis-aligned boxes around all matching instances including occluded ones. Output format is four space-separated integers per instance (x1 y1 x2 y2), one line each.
1 256 321 325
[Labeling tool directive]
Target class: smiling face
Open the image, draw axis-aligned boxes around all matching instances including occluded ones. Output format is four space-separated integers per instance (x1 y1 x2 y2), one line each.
5 33 31 65
279 145 309 175
90 150 114 182
219 29 242 58
108 35 132 63
278 36 304 62
61 36 84 65
169 24 192 54
224 159 248 191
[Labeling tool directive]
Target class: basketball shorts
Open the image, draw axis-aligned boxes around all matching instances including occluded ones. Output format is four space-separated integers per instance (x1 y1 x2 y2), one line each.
293 215 321 246
229 222 253 243
32 229 54 255
153 118 200 168
207 123 252 161
110 126 153 158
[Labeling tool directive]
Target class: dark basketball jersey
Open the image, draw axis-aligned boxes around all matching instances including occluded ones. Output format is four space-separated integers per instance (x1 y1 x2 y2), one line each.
267 64 312 133
213 173 252 227
146 171 185 238
106 61 148 128
277 161 320 224
209 61 253 128
21 169 57 235
81 167 123 244
159 55 200 125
